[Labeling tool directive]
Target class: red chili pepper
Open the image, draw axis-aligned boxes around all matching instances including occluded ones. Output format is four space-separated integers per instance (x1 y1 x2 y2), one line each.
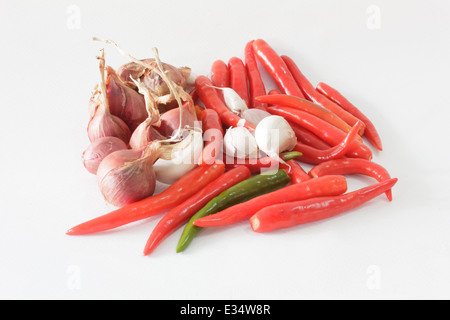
66 163 226 235
293 121 362 164
309 158 393 201
250 178 398 233
268 106 373 160
193 104 204 120
193 175 348 228
244 41 267 110
288 121 331 150
316 82 383 151
143 166 251 255
268 89 281 95
251 39 305 98
256 94 358 137
228 57 250 107
189 88 198 104
210 59 229 104
195 75 255 131
224 152 302 174
286 159 311 184
210 60 230 88
281 55 365 135
198 109 224 166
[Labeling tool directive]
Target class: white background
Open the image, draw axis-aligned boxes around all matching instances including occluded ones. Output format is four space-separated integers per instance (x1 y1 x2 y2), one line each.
1 0 449 300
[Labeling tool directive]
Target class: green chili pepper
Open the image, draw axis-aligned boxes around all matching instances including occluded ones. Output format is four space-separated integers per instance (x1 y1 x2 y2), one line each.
280 151 302 161
176 169 291 252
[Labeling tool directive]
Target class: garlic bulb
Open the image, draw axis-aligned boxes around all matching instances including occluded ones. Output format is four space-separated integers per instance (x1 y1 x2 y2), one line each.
254 115 297 160
223 126 259 159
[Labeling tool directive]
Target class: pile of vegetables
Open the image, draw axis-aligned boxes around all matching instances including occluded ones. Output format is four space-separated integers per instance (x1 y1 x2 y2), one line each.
69 38 397 255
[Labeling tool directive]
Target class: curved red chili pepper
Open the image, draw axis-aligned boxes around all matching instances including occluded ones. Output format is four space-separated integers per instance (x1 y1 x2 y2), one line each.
268 106 373 160
251 39 305 98
316 82 383 151
250 178 398 233
244 41 268 110
286 159 311 184
255 94 359 138
224 152 302 174
193 175 348 228
293 121 363 164
309 158 393 201
281 55 365 135
66 163 226 235
288 121 331 150
143 166 251 255
195 75 255 131
228 57 250 107
198 109 224 166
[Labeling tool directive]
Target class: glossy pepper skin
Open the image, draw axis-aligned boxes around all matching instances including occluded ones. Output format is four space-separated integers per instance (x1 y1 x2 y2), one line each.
288 121 331 150
251 39 305 98
224 151 303 173
244 40 268 110
193 175 347 228
66 163 226 236
281 55 363 133
250 178 398 233
210 60 230 88
198 109 224 166
267 106 373 161
143 166 251 256
176 169 291 252
316 82 383 151
309 158 393 201
293 121 362 164
286 160 311 184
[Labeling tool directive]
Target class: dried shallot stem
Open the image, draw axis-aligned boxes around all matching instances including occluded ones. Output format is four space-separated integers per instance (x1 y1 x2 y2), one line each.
131 77 161 127
97 49 111 114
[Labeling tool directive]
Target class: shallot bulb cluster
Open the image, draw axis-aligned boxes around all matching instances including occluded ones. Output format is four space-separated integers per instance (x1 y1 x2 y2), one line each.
81 42 201 208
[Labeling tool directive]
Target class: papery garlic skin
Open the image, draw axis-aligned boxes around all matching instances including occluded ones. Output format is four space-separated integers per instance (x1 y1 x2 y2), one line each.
223 126 259 159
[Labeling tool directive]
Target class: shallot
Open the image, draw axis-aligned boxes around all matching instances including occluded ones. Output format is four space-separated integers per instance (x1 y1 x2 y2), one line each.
105 66 148 132
117 58 191 97
87 50 131 144
158 101 197 138
82 136 128 175
96 140 180 207
241 109 271 126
